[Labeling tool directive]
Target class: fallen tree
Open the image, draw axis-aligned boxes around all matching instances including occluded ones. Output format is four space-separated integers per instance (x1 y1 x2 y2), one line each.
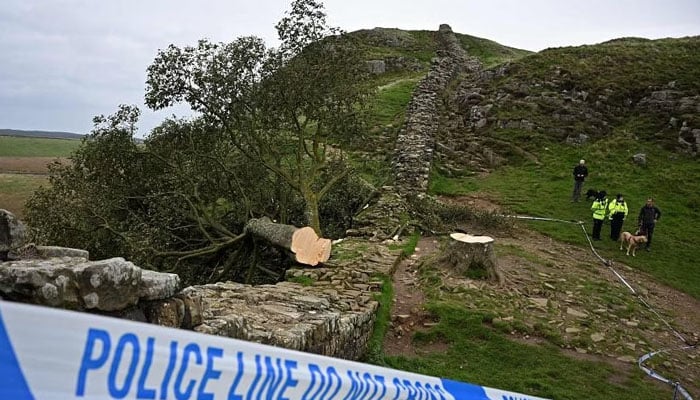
245 217 331 266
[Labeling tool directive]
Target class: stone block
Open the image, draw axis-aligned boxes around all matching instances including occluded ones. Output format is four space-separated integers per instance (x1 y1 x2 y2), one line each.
0 209 27 256
139 269 180 300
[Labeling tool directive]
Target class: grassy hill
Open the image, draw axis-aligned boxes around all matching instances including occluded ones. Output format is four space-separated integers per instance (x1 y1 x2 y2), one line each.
447 35 700 150
0 128 84 140
356 30 699 398
427 35 700 299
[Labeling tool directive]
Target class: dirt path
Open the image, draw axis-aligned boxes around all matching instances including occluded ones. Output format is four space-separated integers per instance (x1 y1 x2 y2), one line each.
383 194 700 395
383 237 441 356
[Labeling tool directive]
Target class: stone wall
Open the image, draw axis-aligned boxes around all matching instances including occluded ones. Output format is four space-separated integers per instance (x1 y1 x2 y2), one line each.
350 186 411 240
187 238 398 360
0 207 401 361
393 24 475 195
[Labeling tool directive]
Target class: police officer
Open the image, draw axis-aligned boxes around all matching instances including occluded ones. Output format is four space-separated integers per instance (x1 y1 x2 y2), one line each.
607 194 628 240
590 191 608 241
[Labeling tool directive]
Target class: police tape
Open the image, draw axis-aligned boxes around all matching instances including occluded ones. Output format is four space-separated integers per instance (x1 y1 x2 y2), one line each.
0 301 549 400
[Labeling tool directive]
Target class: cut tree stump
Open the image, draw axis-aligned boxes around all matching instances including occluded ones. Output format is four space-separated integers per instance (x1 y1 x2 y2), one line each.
441 232 502 283
244 217 331 266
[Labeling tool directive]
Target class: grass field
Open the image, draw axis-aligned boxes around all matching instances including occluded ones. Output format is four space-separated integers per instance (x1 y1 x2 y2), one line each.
0 173 47 218
0 136 81 157
0 136 76 216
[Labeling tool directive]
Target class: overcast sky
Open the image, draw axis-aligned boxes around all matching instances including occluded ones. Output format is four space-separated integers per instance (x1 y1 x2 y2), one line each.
1 0 699 137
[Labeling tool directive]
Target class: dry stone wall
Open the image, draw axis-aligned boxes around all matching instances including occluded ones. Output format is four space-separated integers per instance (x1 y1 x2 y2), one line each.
187 238 398 360
0 206 401 361
349 186 411 240
393 24 475 195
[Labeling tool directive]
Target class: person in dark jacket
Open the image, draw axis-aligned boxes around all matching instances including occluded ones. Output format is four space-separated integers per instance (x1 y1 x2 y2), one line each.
571 159 588 202
637 198 661 251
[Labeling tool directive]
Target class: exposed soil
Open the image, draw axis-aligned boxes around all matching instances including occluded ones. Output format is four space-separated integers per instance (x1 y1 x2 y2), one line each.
0 157 69 174
384 193 700 396
383 237 444 357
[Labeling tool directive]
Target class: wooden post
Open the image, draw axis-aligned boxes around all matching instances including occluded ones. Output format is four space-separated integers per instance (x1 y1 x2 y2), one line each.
441 232 502 283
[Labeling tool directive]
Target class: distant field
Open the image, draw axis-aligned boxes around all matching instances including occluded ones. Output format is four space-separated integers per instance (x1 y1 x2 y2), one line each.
0 157 69 174
0 136 81 157
0 173 47 218
0 136 76 216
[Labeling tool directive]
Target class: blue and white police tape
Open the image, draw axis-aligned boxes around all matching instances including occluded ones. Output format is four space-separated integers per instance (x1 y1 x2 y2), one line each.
0 301 549 400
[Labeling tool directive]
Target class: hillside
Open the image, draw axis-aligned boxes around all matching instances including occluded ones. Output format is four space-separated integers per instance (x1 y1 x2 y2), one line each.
347 27 699 398
353 28 700 296
0 128 83 140
440 35 700 172
351 29 700 171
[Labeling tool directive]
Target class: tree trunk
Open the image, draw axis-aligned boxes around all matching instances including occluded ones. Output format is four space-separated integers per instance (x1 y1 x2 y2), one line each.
244 217 331 266
303 190 322 236
440 232 502 283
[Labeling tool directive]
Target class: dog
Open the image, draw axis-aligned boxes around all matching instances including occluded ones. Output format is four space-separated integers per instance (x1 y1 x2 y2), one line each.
619 231 648 257
585 189 599 200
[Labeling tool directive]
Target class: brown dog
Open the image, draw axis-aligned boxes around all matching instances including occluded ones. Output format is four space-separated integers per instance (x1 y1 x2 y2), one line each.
619 231 648 256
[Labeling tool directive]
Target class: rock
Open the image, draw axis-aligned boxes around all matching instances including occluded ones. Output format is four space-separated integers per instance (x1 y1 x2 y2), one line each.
616 355 637 363
180 291 203 327
0 209 28 259
590 333 605 342
36 246 89 259
566 327 582 334
530 298 549 308
366 60 386 75
565 134 589 146
74 258 142 311
139 270 181 300
566 307 588 318
632 153 647 165
144 297 185 328
0 256 178 312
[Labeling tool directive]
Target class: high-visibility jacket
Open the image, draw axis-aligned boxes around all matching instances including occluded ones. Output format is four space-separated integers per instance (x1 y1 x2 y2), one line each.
607 199 628 220
591 198 608 220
